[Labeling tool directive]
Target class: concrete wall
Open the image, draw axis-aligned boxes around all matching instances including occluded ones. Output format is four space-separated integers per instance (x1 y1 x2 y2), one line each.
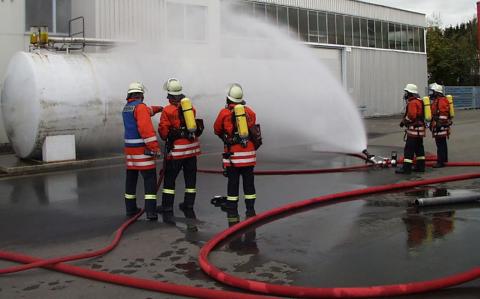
0 0 26 146
346 47 428 116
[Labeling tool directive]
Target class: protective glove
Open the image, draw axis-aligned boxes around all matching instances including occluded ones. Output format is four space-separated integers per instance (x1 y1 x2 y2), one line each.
168 127 181 140
149 106 163 116
144 149 161 157
399 121 405 128
195 119 204 137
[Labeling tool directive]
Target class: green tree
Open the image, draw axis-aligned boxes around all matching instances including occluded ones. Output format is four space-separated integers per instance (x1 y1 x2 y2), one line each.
427 18 479 86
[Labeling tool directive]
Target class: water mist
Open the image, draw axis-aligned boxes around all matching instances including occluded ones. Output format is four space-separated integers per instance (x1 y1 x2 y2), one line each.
102 2 368 161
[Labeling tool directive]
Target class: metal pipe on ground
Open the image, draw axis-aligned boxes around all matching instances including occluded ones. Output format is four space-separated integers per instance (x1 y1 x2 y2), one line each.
415 193 480 207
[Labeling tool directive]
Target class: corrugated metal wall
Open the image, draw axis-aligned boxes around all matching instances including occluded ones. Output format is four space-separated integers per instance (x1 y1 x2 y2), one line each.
347 48 427 116
254 0 426 27
94 0 165 40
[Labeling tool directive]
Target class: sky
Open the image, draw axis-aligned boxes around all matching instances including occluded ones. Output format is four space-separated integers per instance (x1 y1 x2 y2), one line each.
364 0 477 27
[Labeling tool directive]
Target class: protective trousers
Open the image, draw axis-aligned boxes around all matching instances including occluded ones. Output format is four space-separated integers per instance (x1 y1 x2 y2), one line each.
124 169 157 216
403 136 425 172
161 156 197 212
435 137 448 165
226 166 256 213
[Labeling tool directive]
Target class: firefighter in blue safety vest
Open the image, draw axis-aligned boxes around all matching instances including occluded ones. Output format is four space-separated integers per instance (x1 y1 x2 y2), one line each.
122 82 163 220
396 83 426 174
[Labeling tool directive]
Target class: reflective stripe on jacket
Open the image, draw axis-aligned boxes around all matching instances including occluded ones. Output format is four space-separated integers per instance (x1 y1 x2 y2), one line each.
431 96 451 138
122 99 160 170
158 102 201 160
214 104 257 167
403 97 425 138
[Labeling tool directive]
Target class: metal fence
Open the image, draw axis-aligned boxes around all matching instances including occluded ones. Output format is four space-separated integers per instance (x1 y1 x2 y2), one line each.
444 86 480 109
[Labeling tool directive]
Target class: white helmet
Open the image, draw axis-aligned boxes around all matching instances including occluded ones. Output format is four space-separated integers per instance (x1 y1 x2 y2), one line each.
227 83 244 103
429 83 444 94
404 83 418 94
164 78 183 95
128 82 145 94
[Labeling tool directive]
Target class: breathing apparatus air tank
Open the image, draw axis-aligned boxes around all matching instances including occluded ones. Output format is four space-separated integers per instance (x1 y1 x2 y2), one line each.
234 105 249 138
180 98 197 133
446 95 455 118
422 96 432 122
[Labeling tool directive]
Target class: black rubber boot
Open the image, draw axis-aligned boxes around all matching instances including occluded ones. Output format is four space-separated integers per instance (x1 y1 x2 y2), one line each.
222 199 238 212
145 198 158 221
160 196 175 225
179 193 196 211
413 160 425 172
396 163 412 174
125 199 140 217
433 162 445 168
246 209 256 218
182 208 198 232
245 199 256 217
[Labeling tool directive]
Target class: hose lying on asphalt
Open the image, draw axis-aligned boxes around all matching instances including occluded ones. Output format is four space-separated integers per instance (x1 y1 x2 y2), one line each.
1 156 480 298
199 171 480 298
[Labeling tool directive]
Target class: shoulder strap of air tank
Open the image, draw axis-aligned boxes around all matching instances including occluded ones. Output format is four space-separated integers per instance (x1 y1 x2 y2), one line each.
177 104 186 128
230 108 238 134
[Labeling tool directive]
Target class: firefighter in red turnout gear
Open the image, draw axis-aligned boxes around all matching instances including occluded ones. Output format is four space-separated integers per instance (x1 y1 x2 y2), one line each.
429 83 452 168
157 78 203 224
122 82 163 220
214 84 260 219
396 83 426 174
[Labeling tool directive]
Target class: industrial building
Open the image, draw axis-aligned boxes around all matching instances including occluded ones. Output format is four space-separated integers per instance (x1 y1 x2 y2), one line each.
0 0 427 152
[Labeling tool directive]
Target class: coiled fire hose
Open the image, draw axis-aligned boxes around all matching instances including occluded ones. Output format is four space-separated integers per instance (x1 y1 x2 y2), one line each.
1 156 480 298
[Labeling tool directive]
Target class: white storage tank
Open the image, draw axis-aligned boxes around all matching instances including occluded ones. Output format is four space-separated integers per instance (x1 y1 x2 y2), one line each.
1 51 130 159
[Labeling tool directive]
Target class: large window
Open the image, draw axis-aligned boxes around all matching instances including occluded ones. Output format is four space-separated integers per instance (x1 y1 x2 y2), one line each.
344 16 353 46
375 21 382 48
237 2 426 53
266 4 277 25
395 24 402 50
299 9 308 41
382 22 389 49
318 12 327 43
336 15 345 45
327 13 336 44
277 6 288 33
26 0 71 34
388 23 395 49
254 3 266 20
308 11 319 43
360 19 368 47
419 28 425 52
367 20 375 47
408 26 415 51
288 7 299 38
353 17 361 46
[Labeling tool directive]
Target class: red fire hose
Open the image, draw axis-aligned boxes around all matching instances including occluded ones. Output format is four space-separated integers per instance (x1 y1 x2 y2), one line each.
198 171 480 298
1 157 479 298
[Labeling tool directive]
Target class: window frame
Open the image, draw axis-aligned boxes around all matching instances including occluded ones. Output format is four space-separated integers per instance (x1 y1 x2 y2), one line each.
25 0 72 35
244 1 427 53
